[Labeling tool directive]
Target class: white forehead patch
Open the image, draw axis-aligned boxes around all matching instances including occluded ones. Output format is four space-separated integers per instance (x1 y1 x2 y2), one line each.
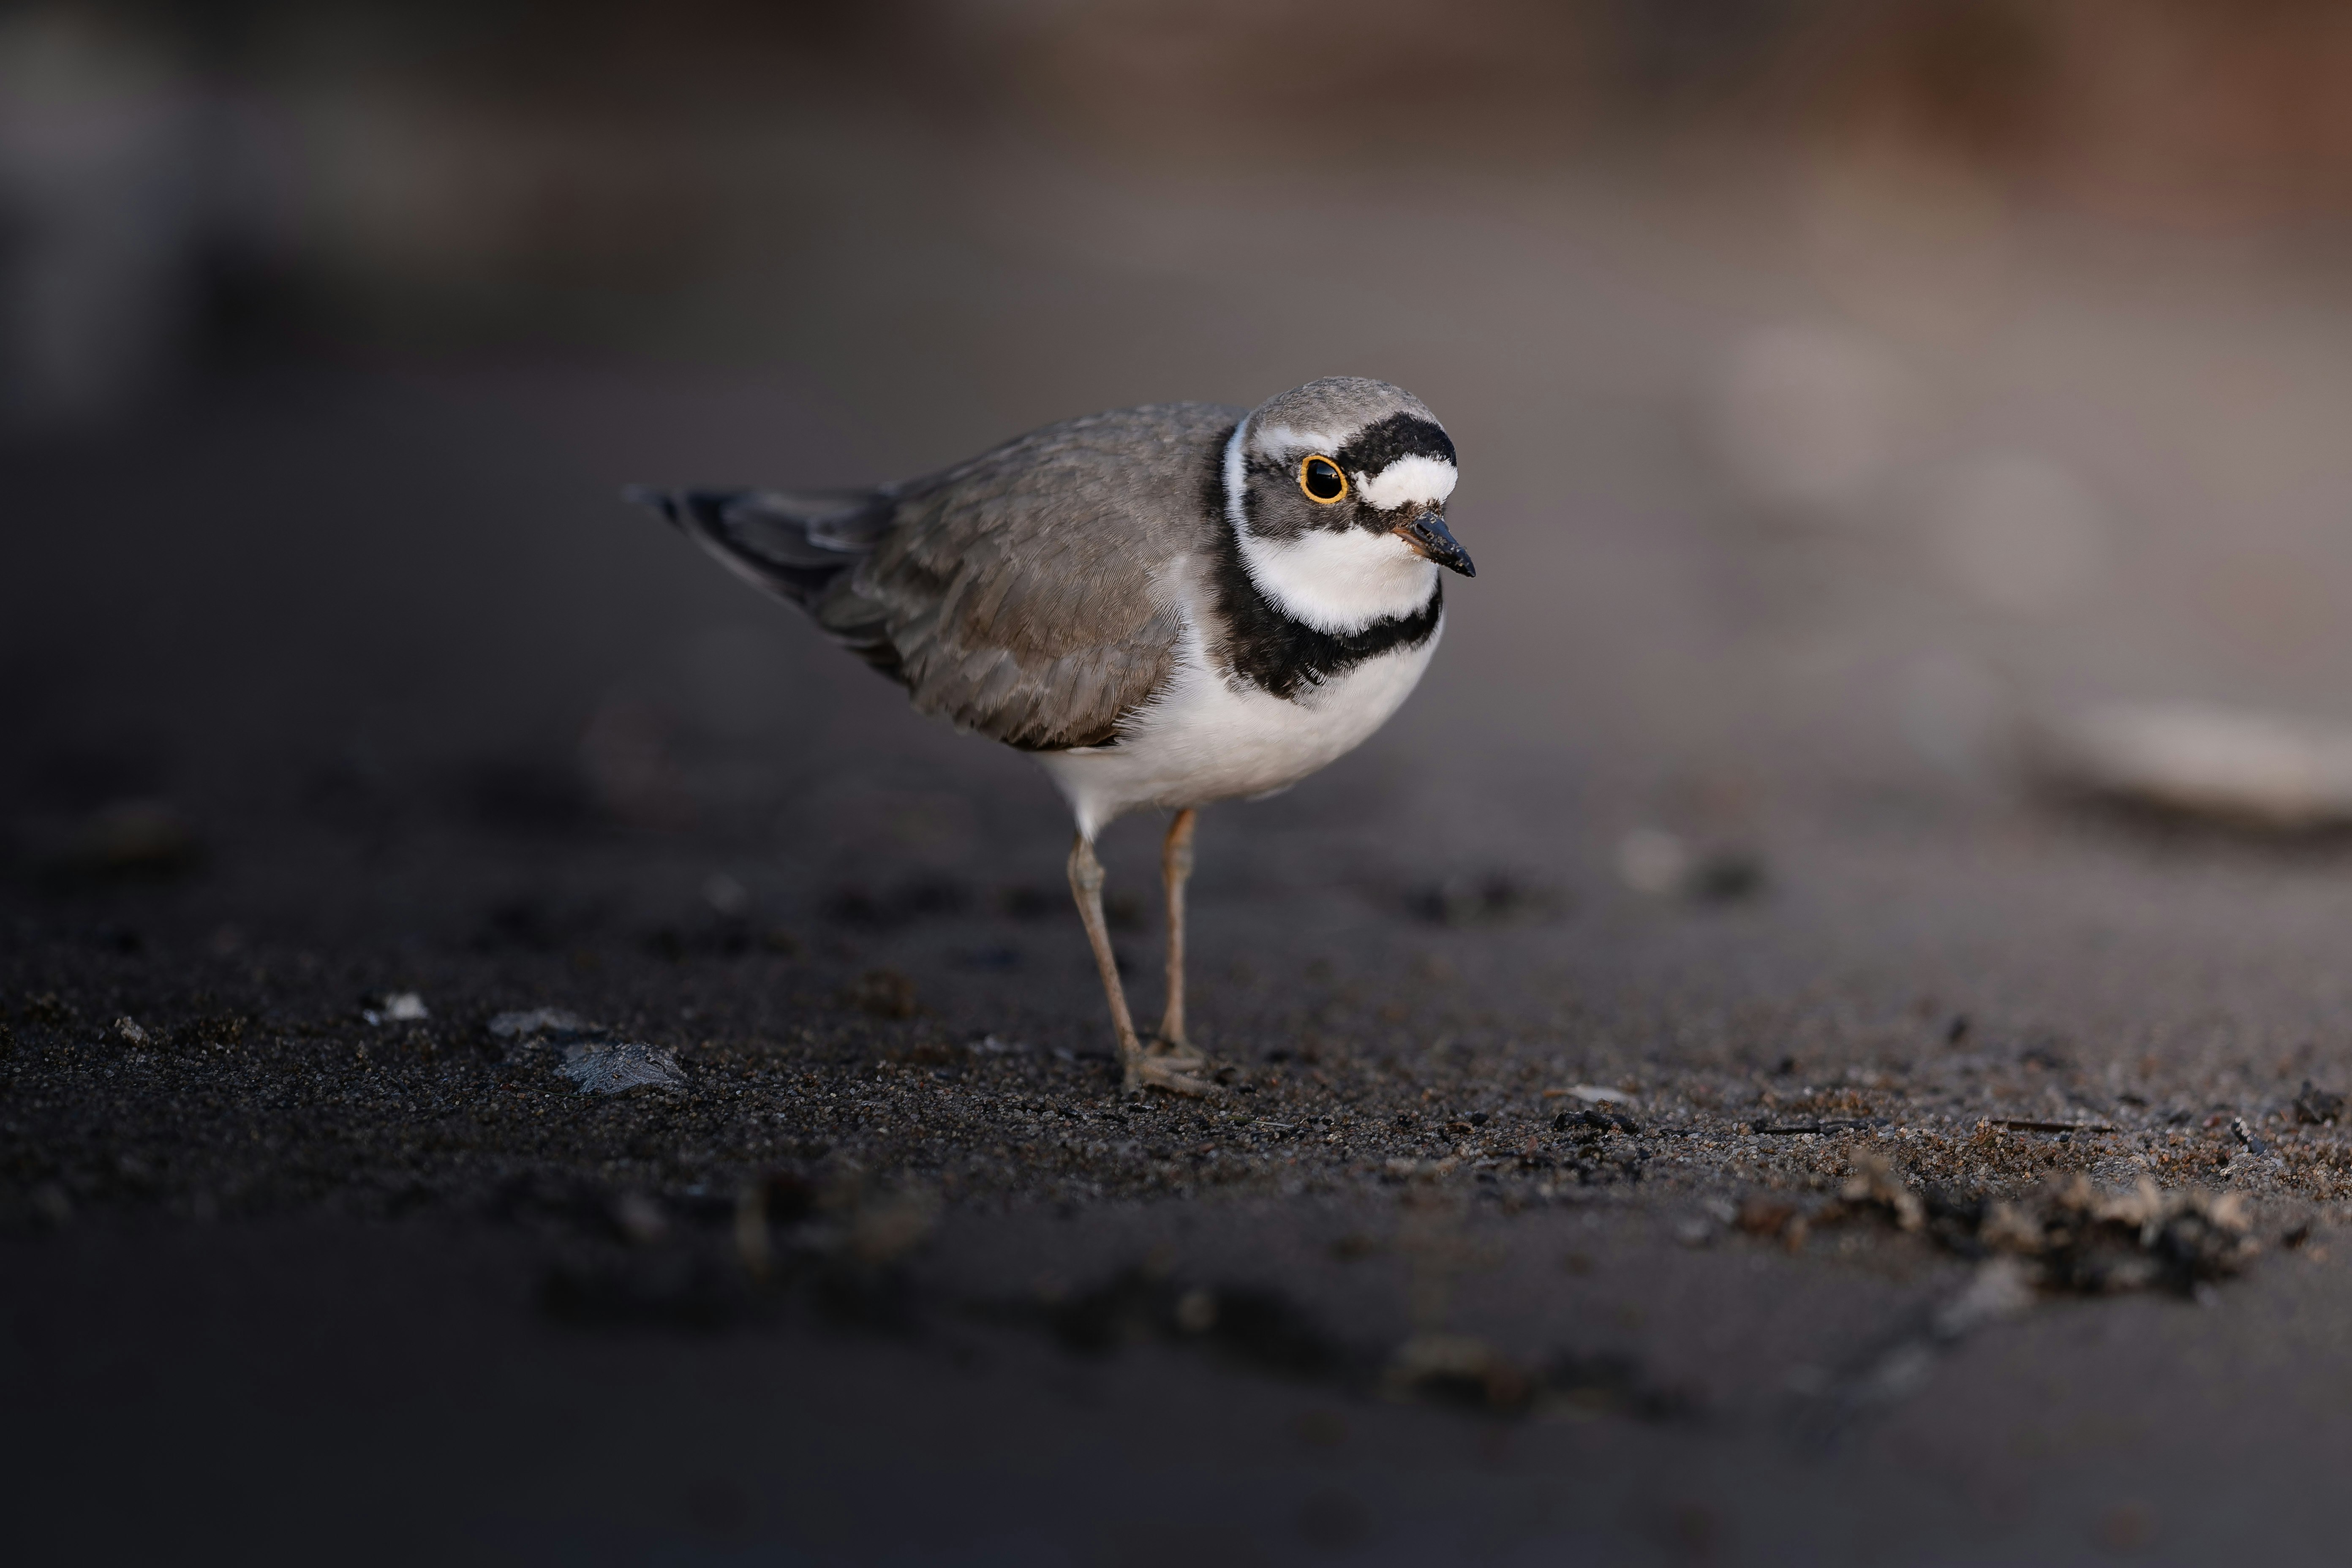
1352 454 1457 512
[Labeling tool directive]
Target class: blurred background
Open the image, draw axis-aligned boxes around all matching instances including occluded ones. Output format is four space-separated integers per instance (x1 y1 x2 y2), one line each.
25 13 2352 1553
13 0 2352 930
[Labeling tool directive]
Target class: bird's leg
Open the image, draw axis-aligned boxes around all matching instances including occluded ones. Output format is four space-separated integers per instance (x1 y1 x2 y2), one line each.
1069 833 1208 1097
1152 808 1206 1070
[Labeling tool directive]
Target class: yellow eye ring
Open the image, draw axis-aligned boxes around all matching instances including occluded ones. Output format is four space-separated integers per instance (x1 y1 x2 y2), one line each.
1298 454 1348 504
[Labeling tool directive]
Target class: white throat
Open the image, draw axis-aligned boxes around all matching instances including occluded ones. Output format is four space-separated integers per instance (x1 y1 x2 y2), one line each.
1223 421 1437 635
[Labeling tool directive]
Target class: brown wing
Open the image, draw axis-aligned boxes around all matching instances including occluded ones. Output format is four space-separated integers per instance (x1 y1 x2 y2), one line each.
846 403 1239 751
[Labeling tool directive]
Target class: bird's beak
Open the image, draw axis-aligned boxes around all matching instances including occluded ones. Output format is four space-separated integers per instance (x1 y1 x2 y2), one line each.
1394 511 1475 577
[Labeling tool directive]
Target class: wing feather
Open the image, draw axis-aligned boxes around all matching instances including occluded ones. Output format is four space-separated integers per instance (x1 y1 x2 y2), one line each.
853 403 1235 750
639 404 1236 751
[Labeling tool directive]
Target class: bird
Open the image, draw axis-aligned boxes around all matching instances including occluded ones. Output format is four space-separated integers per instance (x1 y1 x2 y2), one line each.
628 377 1473 1096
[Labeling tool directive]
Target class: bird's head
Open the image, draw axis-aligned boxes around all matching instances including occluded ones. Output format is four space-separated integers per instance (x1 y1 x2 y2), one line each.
1224 378 1470 634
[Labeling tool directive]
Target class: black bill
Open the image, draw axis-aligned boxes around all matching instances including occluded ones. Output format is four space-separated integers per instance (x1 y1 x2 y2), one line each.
1395 511 1475 577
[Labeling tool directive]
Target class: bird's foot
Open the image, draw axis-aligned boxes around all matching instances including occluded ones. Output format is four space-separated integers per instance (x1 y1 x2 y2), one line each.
1142 1033 1207 1073
1124 1050 1213 1097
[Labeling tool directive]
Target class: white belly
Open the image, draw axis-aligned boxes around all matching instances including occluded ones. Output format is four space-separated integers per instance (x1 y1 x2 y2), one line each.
1037 616 1442 839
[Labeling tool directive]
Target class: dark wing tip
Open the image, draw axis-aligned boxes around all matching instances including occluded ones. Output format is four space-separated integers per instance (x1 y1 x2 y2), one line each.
621 484 681 525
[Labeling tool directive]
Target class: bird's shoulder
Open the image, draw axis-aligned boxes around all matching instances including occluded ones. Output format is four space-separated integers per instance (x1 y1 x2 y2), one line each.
858 401 1243 750
883 403 1239 578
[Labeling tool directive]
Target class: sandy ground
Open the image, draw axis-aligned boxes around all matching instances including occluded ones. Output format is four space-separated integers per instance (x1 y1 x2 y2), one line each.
13 150 2352 1562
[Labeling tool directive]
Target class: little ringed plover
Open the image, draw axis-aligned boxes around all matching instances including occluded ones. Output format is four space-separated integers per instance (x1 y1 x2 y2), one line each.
630 376 1473 1095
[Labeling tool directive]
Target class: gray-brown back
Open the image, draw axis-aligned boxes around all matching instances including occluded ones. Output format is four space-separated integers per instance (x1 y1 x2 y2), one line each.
638 401 1241 751
866 402 1239 749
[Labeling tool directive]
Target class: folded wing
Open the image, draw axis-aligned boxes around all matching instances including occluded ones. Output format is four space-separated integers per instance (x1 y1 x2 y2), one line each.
631 402 1236 751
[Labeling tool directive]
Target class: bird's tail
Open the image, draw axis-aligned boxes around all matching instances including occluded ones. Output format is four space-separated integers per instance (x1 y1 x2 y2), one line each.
623 485 893 610
625 484 904 677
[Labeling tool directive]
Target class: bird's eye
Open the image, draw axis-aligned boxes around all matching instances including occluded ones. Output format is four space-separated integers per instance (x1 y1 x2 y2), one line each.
1298 455 1348 503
